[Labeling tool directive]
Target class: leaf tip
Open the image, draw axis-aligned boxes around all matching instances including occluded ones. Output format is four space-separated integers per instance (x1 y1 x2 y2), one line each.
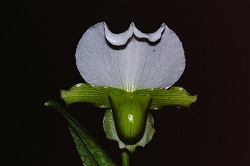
44 100 52 107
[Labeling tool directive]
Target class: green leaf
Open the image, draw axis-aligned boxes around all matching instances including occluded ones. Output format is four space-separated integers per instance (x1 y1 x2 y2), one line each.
134 86 197 110
45 100 117 166
60 83 126 108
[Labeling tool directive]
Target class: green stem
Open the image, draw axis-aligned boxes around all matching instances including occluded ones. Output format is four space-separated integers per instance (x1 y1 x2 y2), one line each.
122 150 129 166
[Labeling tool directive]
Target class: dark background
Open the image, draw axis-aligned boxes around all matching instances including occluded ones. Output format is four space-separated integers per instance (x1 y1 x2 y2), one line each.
3 0 250 165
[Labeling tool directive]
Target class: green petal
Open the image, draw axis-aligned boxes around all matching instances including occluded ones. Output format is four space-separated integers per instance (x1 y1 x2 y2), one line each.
134 86 197 110
60 83 126 108
103 109 155 153
45 100 117 166
109 92 151 144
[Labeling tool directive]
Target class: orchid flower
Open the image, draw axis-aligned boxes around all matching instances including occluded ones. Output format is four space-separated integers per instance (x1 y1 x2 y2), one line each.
60 22 197 153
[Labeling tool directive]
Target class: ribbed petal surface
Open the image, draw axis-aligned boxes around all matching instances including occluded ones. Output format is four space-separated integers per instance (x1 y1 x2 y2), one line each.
76 22 185 91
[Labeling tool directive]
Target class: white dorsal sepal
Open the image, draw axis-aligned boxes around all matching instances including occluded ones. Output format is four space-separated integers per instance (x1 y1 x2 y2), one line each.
133 23 165 42
104 22 134 46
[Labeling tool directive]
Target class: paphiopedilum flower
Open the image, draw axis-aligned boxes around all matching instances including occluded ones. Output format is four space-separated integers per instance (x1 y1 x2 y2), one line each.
61 22 197 152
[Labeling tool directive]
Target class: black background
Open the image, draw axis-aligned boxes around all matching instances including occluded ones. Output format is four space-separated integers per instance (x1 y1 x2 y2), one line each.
3 0 250 166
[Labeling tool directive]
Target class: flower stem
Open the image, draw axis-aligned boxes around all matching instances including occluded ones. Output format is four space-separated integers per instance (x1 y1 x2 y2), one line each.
122 150 129 166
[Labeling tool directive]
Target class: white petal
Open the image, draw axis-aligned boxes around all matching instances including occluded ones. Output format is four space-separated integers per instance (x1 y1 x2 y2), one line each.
76 22 185 91
104 22 133 46
133 23 165 42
